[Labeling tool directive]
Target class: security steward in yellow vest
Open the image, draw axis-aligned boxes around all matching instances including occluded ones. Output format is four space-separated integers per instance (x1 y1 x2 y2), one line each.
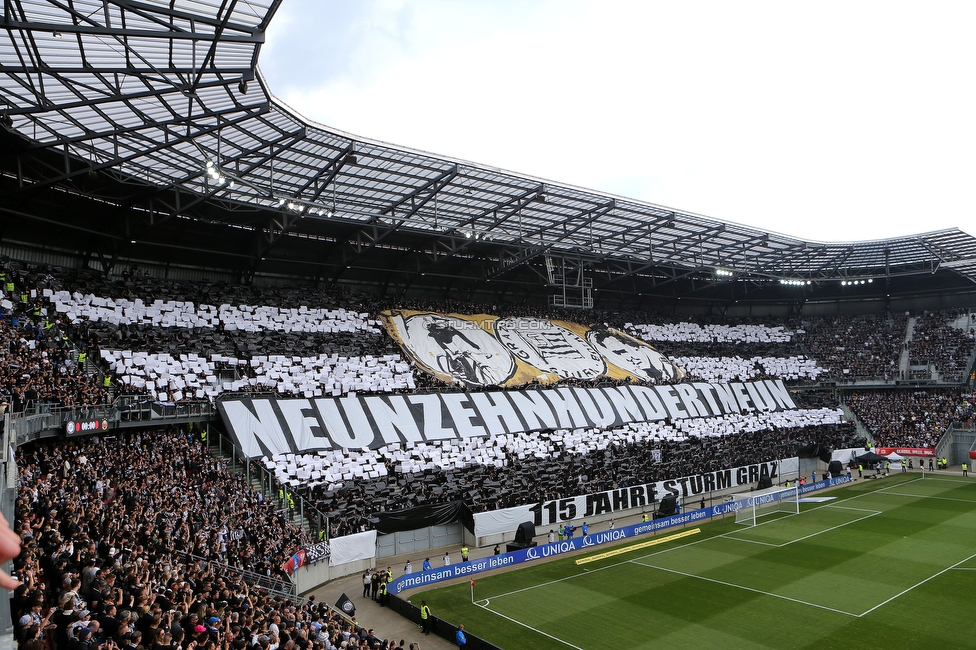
420 601 432 635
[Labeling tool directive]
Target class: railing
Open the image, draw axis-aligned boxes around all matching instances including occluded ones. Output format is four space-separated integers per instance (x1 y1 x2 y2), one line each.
176 551 297 597
8 396 217 441
9 404 118 443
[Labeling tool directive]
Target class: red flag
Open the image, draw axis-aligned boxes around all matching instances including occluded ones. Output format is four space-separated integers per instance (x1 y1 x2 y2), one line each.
470 580 475 587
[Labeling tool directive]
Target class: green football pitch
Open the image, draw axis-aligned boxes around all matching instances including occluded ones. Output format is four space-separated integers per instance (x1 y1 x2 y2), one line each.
413 474 976 649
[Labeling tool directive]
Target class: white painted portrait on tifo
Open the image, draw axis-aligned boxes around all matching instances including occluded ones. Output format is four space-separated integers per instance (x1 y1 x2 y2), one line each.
585 327 681 382
400 313 516 387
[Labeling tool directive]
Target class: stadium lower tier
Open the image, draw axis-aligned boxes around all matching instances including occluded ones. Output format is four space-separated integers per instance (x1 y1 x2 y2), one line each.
268 413 862 538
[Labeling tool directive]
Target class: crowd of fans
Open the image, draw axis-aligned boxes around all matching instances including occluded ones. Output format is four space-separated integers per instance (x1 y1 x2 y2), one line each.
909 311 976 382
844 389 976 449
10 429 426 650
780 314 907 382
0 272 107 411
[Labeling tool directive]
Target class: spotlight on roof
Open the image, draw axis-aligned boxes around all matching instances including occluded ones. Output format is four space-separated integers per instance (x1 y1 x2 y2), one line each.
238 80 248 95
53 31 62 39
203 161 229 187
344 154 358 165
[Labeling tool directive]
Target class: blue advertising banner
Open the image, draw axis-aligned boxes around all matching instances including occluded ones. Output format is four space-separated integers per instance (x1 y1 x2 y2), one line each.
389 475 851 595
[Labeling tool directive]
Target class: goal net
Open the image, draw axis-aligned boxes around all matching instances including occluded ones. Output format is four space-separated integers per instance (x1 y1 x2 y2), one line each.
734 485 800 526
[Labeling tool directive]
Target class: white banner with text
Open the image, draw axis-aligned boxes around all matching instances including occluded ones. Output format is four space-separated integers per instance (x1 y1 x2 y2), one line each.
217 379 798 456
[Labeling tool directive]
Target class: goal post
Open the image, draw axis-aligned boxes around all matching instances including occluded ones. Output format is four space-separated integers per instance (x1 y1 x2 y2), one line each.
734 484 800 526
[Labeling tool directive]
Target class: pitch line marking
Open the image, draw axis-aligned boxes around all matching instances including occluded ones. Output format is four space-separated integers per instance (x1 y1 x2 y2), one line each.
857 551 976 617
880 492 976 504
921 477 976 484
474 600 584 649
631 560 860 618
724 509 881 548
482 476 918 603
828 505 885 513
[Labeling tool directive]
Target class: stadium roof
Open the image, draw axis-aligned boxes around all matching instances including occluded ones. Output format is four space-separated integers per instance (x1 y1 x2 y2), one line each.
2 0 976 305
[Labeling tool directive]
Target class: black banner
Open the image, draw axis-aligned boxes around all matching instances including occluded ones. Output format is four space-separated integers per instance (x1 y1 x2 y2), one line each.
373 501 472 535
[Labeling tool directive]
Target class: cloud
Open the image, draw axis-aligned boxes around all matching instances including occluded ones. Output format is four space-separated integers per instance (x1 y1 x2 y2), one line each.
261 1 976 241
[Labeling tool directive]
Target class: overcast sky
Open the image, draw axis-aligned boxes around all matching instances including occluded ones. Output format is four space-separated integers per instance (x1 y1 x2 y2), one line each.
259 0 975 243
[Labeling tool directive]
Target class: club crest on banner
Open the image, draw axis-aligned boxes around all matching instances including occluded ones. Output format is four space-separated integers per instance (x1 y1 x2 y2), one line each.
495 317 605 379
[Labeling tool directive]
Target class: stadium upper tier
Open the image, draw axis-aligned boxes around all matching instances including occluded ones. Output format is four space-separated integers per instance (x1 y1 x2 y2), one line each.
2 262 973 412
3 260 975 542
2 1 976 302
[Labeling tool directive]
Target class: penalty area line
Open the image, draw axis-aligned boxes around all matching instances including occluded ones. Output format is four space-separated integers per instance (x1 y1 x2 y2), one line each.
858 551 976 617
631 561 860 618
880 492 976 504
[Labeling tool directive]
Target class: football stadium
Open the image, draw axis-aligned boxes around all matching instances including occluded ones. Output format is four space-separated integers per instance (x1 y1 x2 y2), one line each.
2 2 976 649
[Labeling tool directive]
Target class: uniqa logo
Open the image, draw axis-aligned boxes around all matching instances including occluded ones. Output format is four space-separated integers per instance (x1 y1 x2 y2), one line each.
541 542 577 557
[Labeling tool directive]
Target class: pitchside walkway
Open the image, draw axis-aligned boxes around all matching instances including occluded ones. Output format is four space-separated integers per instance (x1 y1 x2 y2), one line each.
305 468 973 647
307 505 709 647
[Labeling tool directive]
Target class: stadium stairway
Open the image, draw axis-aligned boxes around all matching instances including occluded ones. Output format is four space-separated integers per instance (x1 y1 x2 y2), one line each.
204 435 324 541
898 316 916 376
840 403 872 443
